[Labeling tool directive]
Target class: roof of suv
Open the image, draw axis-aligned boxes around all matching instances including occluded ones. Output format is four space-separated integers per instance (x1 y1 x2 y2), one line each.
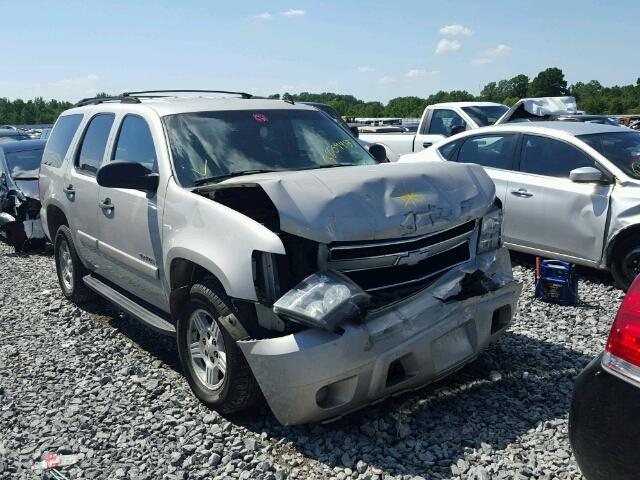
477 121 627 137
67 96 318 117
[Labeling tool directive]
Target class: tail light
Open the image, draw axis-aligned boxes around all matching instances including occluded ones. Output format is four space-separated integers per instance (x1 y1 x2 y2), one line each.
602 275 640 385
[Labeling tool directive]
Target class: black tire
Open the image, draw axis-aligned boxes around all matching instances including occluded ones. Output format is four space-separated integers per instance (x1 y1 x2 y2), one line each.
611 237 640 291
54 225 95 303
177 280 260 414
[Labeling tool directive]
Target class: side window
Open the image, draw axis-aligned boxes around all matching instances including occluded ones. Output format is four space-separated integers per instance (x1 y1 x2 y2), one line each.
112 115 157 172
457 134 517 169
520 135 595 177
41 114 83 168
428 109 467 136
438 138 463 160
75 114 115 175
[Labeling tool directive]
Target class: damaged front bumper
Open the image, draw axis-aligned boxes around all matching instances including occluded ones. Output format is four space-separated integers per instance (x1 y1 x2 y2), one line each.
239 248 522 425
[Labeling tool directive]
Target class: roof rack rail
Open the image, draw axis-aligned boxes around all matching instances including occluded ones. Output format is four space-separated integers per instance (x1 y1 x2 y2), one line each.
74 96 141 107
122 90 255 99
74 89 257 107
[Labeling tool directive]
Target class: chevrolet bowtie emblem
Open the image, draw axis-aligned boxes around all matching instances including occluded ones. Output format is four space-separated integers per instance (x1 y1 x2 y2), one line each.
393 192 424 208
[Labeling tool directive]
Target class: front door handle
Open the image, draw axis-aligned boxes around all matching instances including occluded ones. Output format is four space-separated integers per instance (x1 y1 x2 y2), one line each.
422 142 433 148
510 188 533 198
99 198 114 211
63 184 75 195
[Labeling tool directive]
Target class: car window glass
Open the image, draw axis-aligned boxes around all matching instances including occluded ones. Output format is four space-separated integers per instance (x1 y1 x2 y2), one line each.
457 134 516 169
76 114 114 175
428 109 467 135
5 148 45 179
520 135 595 177
112 115 157 172
42 114 83 168
438 139 462 160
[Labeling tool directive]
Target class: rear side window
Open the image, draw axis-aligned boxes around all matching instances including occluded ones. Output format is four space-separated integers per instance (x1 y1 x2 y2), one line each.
41 114 83 168
76 114 115 175
457 134 517 170
112 115 157 172
427 109 467 136
438 139 463 160
520 135 595 177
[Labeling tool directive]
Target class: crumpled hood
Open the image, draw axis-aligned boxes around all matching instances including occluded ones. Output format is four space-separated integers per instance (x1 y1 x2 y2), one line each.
13 179 40 201
211 162 496 243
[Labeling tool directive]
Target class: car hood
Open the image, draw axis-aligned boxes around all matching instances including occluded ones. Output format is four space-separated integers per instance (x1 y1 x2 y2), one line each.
205 162 495 243
13 179 40 200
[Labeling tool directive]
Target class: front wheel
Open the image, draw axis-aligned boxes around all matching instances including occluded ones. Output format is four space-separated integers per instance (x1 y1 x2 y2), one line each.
177 280 260 414
611 238 640 291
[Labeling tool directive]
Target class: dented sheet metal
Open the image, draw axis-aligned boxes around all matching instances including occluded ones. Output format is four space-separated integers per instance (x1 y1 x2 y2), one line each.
496 96 577 124
238 247 521 425
206 162 495 243
601 177 640 267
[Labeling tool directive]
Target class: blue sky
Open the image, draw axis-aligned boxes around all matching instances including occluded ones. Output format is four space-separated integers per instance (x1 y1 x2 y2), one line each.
2 0 638 103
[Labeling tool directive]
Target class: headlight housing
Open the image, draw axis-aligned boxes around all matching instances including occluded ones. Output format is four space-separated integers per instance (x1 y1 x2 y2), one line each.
477 206 503 254
273 270 370 331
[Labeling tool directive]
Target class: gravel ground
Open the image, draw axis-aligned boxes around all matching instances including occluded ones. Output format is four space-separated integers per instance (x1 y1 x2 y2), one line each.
0 242 625 480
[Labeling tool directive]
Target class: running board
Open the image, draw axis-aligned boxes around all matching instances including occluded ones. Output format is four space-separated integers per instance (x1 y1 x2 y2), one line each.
83 275 176 336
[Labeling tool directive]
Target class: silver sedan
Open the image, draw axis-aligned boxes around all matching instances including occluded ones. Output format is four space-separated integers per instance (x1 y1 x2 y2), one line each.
400 121 640 289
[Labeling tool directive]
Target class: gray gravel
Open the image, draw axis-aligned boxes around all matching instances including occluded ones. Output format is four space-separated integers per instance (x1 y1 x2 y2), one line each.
0 242 625 479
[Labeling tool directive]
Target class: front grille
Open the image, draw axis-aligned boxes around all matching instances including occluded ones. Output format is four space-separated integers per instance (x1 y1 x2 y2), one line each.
326 221 476 305
344 242 470 292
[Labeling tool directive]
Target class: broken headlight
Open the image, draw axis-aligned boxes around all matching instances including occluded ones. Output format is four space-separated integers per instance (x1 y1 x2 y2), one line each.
273 270 370 331
477 206 503 254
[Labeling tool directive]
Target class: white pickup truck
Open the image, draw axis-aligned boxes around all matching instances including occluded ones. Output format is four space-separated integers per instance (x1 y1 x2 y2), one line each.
359 102 508 162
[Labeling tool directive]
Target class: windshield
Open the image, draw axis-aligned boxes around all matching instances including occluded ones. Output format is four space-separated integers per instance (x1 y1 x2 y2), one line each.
5 148 44 179
0 134 30 143
164 109 377 187
578 131 640 179
462 105 509 126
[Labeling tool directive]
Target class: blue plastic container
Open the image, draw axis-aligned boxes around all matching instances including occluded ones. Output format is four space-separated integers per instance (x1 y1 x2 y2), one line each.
535 260 579 306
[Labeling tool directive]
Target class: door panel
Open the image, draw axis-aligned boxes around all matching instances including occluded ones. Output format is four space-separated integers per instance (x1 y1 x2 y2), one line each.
503 134 611 262
62 113 115 269
96 114 166 308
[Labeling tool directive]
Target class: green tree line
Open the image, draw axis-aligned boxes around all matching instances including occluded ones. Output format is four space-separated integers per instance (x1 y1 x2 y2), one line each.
2 68 639 124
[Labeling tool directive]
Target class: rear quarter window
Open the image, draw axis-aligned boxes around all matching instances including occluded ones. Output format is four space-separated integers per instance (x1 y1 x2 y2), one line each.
42 114 84 168
438 139 463 160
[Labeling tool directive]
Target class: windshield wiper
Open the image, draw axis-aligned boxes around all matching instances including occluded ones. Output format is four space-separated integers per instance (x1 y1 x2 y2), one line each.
307 164 354 170
193 170 277 186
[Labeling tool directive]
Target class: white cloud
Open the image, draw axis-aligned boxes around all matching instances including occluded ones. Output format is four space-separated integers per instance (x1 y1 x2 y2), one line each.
253 12 273 20
357 66 374 73
439 24 473 36
471 44 512 65
484 44 512 57
405 68 427 78
378 75 398 85
435 38 460 54
327 80 338 88
471 57 492 65
280 9 305 17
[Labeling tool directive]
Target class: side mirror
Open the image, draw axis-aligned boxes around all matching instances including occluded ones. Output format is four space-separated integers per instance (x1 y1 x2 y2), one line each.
368 144 388 163
350 125 360 138
449 125 466 137
569 166 609 184
97 162 159 193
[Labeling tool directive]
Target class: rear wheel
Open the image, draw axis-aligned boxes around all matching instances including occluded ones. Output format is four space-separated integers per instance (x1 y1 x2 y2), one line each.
611 238 640 291
54 225 95 303
177 280 260 414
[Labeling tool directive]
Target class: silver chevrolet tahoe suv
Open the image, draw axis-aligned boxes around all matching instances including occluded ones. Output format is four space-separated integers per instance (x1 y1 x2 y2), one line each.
39 91 521 425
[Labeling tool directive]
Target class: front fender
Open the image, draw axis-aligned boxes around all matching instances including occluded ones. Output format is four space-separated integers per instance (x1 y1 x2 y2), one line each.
162 181 285 301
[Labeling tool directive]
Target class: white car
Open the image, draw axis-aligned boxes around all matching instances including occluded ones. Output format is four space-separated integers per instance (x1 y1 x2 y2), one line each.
358 102 508 161
400 121 640 289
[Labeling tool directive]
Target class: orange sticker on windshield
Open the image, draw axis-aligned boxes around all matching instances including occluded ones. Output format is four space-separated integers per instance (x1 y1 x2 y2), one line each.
253 113 269 123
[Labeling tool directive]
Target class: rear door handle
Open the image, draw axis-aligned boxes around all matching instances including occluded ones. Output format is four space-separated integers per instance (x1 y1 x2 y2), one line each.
510 188 533 198
422 142 433 148
63 184 75 194
99 198 114 211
